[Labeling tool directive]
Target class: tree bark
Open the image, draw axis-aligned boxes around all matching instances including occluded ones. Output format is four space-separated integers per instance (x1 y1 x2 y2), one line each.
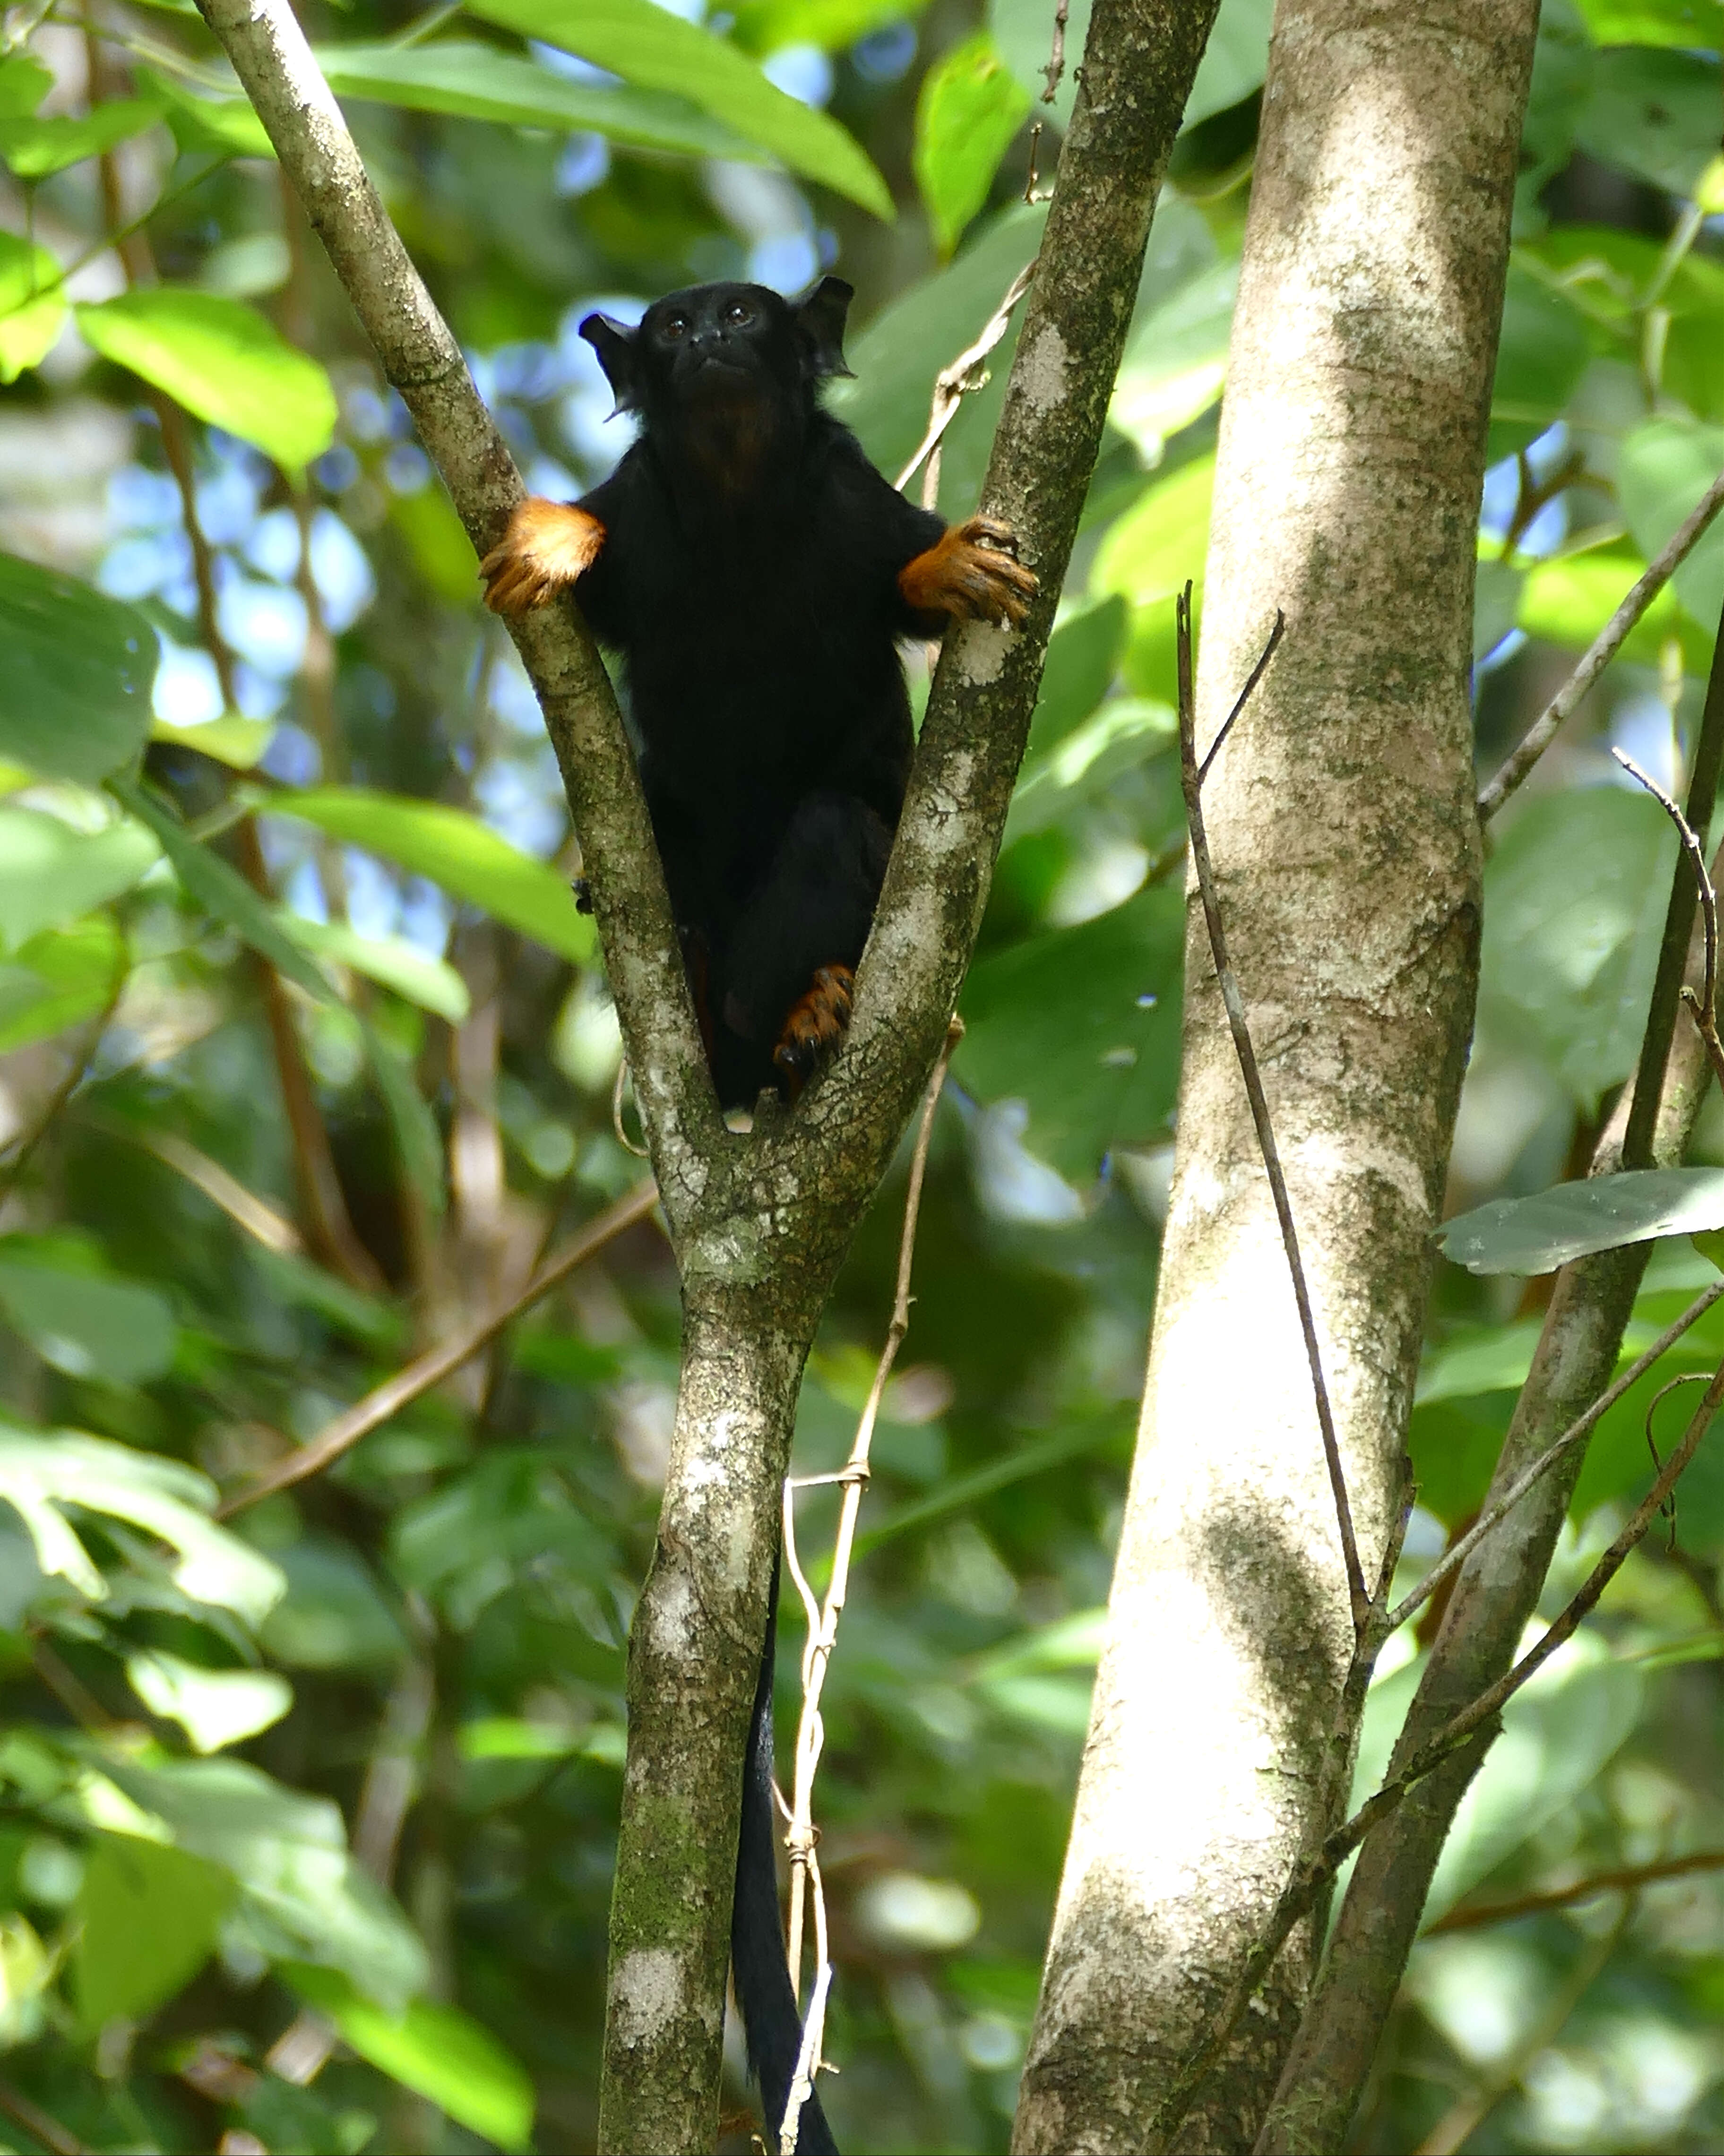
1255 609 1724 2154
1012 6 1537 2149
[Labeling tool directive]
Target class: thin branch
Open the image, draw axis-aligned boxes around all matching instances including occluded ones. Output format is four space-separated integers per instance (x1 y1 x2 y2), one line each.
1041 0 1071 102
1385 1274 1724 1633
778 1019 961 2155
217 1180 659 1514
0 2081 88 2156
1147 1351 1724 2150
1174 587 1368 1630
1615 747 1724 1099
1429 1847 1724 1933
1478 461 1724 820
893 263 1037 504
92 1118 304 1256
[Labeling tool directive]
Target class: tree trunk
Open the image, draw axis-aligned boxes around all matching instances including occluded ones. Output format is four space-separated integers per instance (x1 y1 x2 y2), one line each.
1012 5 1538 2148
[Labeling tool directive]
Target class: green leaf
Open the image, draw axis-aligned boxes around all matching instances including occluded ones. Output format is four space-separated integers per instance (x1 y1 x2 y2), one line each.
109 778 334 1001
457 1717 580 1761
956 885 1184 1180
464 0 894 218
1414 1319 1546 1406
316 39 761 162
135 69 276 161
0 54 53 119
0 807 159 953
0 232 64 382
1575 0 1724 42
1438 1168 1724 1275
1517 541 1687 664
150 713 276 769
0 1422 284 1622
282 915 471 1024
75 290 337 471
730 0 928 54
96 1752 427 2010
1005 696 1175 841
127 1650 293 1753
1090 453 1215 609
1479 785 1673 1101
1575 45 1723 198
1619 415 1724 634
1024 595 1128 756
388 482 480 607
73 1836 233 2032
0 1245 178 1384
1473 557 1525 664
1111 258 1238 462
1488 262 1591 460
0 918 125 1052
1182 0 1274 127
830 201 1046 511
913 35 1031 258
284 1962 535 2152
0 98 163 181
269 788 593 963
0 552 156 780
259 1538 409 1673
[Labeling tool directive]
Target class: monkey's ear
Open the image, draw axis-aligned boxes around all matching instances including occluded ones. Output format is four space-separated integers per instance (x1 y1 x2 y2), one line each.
579 312 644 414
793 276 854 380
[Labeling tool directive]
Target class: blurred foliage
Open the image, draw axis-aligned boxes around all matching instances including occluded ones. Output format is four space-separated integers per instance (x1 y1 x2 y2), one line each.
0 0 1722 2149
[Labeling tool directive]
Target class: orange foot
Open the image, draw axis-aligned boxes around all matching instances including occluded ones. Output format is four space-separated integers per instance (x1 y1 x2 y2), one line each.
772 965 855 1095
898 515 1038 628
480 498 606 615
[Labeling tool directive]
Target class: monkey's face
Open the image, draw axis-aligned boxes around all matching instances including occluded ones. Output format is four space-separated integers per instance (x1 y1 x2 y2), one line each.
578 277 854 441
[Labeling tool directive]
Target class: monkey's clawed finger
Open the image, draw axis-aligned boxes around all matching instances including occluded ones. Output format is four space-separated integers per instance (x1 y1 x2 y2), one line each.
480 499 607 617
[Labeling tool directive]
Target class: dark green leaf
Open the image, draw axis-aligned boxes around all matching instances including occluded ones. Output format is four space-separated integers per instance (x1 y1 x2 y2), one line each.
1619 415 1724 633
1488 263 1591 460
0 1246 178 1383
0 553 156 782
956 885 1184 1180
1576 45 1723 198
1438 1168 1724 1274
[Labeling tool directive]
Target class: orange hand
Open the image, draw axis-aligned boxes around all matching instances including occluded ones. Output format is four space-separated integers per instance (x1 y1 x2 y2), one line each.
898 515 1038 627
480 499 606 615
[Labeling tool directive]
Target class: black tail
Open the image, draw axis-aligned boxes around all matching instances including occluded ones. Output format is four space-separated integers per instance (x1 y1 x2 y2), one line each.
731 1558 839 2156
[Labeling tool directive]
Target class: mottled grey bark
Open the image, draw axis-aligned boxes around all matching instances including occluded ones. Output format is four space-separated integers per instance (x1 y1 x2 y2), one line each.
1255 609 1724 2156
198 0 1223 2145
1012 6 1537 2150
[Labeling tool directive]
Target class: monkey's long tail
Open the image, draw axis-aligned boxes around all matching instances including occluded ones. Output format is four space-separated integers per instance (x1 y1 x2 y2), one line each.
731 1557 840 2156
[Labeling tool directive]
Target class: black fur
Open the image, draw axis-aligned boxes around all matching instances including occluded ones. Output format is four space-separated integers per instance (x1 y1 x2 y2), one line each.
566 275 943 1107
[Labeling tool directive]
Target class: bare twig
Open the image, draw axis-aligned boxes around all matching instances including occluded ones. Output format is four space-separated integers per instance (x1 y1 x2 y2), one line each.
777 1019 962 2153
217 1180 659 1514
894 263 1037 506
612 1058 650 1159
93 1119 304 1255
1147 1352 1724 2149
1174 588 1368 1629
1615 747 1724 1098
0 2081 88 2156
1478 463 1724 820
1041 0 1071 102
1429 1847 1724 1933
1385 1274 1724 1633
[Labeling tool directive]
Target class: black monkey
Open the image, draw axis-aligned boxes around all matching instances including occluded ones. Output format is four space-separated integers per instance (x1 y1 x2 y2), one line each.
481 275 1035 1105
481 277 1035 2152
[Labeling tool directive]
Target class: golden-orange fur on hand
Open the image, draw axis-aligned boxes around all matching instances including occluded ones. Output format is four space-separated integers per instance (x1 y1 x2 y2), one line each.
772 963 854 1093
480 499 606 616
897 515 1037 628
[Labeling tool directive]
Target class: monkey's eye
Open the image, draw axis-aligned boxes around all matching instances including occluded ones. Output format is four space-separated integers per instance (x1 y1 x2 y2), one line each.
662 314 688 340
724 301 752 327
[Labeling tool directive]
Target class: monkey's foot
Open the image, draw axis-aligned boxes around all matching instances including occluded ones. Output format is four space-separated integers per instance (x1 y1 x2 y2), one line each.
898 515 1038 627
772 965 855 1095
481 499 606 615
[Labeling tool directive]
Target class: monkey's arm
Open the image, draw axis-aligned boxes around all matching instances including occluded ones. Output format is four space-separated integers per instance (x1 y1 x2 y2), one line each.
898 514 1038 631
480 498 605 616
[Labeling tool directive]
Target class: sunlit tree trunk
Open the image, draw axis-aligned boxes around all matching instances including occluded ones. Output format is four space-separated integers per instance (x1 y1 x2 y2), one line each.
1012 4 1539 2148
